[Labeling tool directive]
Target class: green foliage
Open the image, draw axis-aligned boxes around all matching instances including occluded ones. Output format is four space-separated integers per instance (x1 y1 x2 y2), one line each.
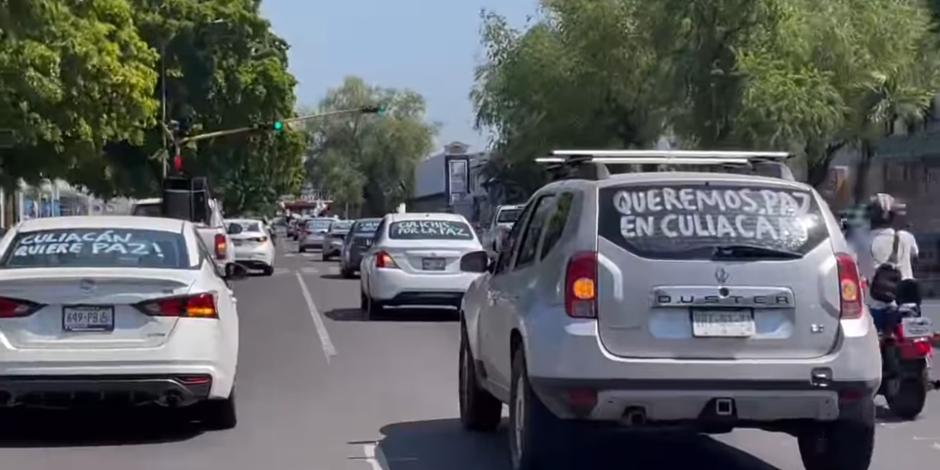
474 0 940 190
304 76 435 216
0 0 158 189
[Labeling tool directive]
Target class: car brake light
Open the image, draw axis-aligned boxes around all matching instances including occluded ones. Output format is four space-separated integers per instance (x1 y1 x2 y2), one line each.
376 250 399 269
835 253 863 319
214 233 227 260
135 293 218 318
0 297 43 318
253 236 268 243
565 251 597 318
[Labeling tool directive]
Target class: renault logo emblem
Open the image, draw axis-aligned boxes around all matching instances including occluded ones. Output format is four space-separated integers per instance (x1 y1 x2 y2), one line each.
714 267 730 284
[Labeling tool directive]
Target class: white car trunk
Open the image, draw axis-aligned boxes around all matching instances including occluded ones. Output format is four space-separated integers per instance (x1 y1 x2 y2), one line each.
0 268 195 350
384 241 481 275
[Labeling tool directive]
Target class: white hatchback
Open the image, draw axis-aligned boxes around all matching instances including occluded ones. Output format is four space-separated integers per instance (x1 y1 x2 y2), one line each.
226 218 276 275
360 213 484 319
0 216 241 429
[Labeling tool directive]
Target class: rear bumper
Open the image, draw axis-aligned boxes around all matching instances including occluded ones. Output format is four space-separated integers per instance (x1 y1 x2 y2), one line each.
234 246 274 267
385 291 463 308
529 376 875 424
300 236 326 248
518 317 881 424
370 269 480 303
0 374 213 408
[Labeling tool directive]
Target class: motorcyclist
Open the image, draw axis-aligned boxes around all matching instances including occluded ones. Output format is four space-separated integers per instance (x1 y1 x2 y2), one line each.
854 193 920 333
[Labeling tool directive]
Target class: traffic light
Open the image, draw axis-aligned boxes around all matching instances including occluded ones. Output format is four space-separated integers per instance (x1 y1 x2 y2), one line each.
361 105 386 116
272 120 284 132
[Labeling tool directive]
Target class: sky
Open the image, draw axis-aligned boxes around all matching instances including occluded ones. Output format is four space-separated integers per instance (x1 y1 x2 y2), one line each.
259 0 540 155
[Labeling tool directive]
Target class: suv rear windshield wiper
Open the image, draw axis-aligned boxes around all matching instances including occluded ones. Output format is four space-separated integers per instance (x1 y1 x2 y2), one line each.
711 244 802 260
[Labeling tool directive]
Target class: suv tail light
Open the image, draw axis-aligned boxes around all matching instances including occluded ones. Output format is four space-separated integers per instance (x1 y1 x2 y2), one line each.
214 233 227 260
835 253 863 319
376 250 399 269
135 293 218 318
565 251 597 318
0 297 43 318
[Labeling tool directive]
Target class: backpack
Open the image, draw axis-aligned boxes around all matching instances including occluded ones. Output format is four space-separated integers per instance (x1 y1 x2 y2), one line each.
869 231 902 303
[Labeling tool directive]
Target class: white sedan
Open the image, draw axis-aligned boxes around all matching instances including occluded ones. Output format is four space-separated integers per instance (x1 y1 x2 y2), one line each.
360 213 484 319
0 216 242 429
226 218 276 275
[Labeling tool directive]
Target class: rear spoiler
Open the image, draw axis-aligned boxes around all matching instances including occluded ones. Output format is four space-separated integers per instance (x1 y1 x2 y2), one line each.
535 149 795 182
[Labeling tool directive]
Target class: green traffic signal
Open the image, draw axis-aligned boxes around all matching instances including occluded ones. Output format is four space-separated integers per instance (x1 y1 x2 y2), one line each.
272 121 284 132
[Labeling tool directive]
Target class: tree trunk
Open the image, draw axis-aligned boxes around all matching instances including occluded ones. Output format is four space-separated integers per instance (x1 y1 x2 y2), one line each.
853 140 873 205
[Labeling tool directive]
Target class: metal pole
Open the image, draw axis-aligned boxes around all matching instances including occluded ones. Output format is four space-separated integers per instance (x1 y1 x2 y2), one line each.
161 42 169 179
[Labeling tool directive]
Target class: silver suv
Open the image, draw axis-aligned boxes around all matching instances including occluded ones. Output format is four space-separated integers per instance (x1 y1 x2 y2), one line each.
457 151 881 470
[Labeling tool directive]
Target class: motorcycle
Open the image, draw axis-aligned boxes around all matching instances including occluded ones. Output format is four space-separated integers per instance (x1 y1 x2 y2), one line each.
877 302 938 419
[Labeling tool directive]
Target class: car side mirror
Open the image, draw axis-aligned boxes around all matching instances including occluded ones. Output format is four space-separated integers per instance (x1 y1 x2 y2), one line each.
460 251 490 273
225 263 249 280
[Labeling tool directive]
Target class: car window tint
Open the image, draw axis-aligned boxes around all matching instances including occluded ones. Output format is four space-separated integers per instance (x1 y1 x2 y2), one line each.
355 220 381 234
540 193 574 260
514 195 557 269
2 228 189 269
494 201 536 274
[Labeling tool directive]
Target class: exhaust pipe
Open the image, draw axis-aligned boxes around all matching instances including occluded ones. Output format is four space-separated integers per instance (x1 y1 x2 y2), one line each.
622 407 647 427
157 390 186 408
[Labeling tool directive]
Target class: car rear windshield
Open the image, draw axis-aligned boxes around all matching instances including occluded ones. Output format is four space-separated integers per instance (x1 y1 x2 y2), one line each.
355 220 380 233
230 221 261 232
497 208 522 223
598 183 828 259
389 220 474 240
331 221 353 232
1 229 189 269
307 219 332 230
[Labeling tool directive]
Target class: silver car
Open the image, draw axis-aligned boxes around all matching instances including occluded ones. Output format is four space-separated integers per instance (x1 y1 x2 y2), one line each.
457 150 881 470
298 218 334 252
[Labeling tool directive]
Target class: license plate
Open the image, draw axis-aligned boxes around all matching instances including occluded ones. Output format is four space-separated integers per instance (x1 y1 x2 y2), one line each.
233 240 244 246
63 306 115 332
901 317 932 338
422 257 447 271
691 309 755 337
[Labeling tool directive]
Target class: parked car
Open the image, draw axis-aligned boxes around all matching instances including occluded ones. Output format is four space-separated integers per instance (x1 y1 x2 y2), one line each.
299 218 335 252
360 212 484 319
457 150 880 470
322 220 353 261
0 215 243 428
339 218 381 278
226 218 276 276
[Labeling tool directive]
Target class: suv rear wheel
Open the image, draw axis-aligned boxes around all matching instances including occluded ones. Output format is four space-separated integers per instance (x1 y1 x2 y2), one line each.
509 349 571 470
459 325 501 431
797 419 874 470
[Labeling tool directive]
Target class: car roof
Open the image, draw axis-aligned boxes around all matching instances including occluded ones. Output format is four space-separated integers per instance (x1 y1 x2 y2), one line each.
354 218 381 223
540 171 812 193
133 198 162 205
386 212 469 223
17 215 186 233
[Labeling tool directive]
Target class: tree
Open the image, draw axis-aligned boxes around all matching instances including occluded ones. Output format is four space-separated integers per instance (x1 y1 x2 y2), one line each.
91 0 306 214
473 0 940 192
0 0 158 189
304 77 435 216
473 0 666 194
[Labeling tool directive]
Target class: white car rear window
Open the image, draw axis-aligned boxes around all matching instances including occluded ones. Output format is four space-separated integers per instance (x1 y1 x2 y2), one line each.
389 220 474 240
598 183 829 259
1 229 189 269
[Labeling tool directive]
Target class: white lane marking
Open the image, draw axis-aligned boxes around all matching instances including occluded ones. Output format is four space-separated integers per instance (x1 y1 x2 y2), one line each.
933 443 940 452
284 253 296 258
273 268 291 276
300 267 319 275
362 443 389 470
295 272 337 361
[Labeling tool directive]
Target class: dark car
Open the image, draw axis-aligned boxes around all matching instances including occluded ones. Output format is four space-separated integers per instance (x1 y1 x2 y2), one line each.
339 218 381 278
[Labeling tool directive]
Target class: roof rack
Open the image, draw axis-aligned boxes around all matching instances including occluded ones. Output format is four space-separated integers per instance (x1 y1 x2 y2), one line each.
535 149 795 181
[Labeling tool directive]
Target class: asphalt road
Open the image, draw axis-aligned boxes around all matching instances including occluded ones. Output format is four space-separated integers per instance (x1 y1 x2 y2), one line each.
0 239 938 469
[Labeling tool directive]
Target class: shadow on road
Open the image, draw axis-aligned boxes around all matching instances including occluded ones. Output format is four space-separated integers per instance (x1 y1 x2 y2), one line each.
0 407 202 447
373 419 782 470
325 307 459 323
